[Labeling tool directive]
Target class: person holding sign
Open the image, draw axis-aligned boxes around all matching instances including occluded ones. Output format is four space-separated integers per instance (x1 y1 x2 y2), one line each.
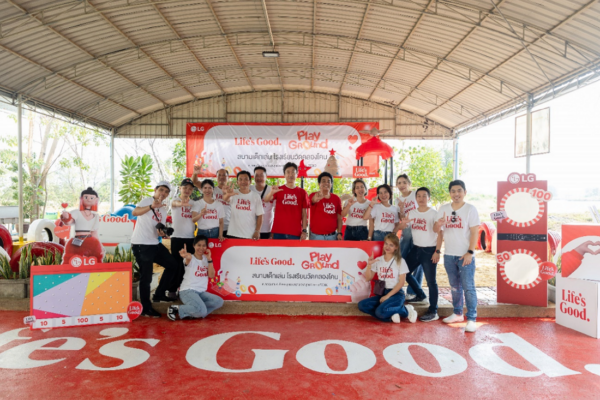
396 174 423 301
131 181 178 318
404 187 444 322
309 172 343 240
434 180 480 333
363 184 404 242
342 179 370 241
357 234 418 323
223 170 264 240
263 162 309 240
60 187 104 262
192 165 231 236
192 179 225 240
251 166 274 239
167 236 224 321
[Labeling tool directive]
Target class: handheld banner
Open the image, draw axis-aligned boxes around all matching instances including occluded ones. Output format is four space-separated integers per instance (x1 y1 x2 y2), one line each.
29 258 132 330
186 122 375 178
207 239 383 303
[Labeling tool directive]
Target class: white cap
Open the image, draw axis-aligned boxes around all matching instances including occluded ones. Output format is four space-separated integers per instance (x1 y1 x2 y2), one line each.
155 180 172 192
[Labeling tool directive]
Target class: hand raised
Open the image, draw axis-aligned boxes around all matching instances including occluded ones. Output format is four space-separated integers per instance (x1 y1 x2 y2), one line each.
151 198 163 209
347 197 357 206
437 212 447 226
370 197 379 207
200 204 208 217
193 164 202 174
179 244 189 258
204 248 212 259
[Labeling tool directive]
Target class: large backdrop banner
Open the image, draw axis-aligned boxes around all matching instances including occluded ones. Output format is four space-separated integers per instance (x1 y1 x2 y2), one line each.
206 239 383 303
186 123 377 178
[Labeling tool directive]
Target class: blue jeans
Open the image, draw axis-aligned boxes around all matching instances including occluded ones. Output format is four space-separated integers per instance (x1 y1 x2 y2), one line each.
273 233 300 240
405 246 438 313
373 230 391 241
358 289 408 322
310 232 337 240
401 228 423 296
344 226 368 241
197 227 219 238
444 255 477 321
179 290 224 319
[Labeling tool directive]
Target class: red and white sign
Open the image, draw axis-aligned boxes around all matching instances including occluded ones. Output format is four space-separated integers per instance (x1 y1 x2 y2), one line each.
353 166 371 178
207 239 383 303
561 224 600 281
54 225 71 240
98 214 135 249
127 302 143 321
186 123 376 178
556 276 600 338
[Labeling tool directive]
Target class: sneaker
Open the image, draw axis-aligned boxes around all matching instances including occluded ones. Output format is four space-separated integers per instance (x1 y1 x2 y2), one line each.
152 294 174 303
407 296 428 305
167 305 179 321
442 313 464 324
405 305 417 323
405 294 417 301
141 308 161 318
391 313 401 323
419 311 439 322
465 321 477 333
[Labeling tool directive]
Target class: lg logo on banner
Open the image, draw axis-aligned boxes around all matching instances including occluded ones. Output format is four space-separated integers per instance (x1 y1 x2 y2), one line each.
69 256 97 268
190 126 205 133
508 172 536 184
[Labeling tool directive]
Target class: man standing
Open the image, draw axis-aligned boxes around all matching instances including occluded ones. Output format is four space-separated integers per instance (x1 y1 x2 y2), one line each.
131 181 178 318
263 162 309 240
251 166 274 239
308 172 343 240
434 180 480 333
193 165 231 236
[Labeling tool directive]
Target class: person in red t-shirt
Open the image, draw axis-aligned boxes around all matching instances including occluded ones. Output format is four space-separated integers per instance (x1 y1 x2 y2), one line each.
263 162 309 240
309 172 343 241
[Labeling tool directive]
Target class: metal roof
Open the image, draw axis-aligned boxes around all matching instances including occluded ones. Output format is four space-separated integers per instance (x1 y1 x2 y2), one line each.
0 0 599 136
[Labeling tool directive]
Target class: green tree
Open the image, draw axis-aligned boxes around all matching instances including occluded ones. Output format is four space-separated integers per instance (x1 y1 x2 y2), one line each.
118 155 154 204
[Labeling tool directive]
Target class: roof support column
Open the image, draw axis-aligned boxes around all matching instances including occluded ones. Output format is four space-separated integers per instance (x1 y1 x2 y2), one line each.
110 128 115 214
17 94 24 243
453 135 459 180
526 93 533 173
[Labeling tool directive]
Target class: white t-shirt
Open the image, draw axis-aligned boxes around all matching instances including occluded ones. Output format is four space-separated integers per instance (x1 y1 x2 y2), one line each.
70 210 99 232
171 198 197 239
371 256 409 289
344 199 369 227
437 203 481 257
371 204 399 232
193 199 225 230
213 186 231 230
251 185 274 233
397 191 417 217
130 197 166 245
227 190 265 238
408 208 438 247
180 254 209 293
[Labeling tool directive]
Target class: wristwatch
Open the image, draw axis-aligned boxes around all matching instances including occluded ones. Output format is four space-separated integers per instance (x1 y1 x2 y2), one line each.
435 250 441 254
467 249 474 255
302 229 308 233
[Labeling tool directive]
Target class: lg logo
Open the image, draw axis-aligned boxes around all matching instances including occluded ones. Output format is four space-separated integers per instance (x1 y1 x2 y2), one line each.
69 256 97 268
507 172 536 184
208 242 221 249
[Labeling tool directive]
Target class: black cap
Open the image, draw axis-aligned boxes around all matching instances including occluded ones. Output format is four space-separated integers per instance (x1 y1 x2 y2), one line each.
181 178 194 187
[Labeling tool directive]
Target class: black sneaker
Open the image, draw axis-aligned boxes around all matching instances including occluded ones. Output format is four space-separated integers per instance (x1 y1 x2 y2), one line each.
419 311 439 322
407 296 428 304
141 308 161 318
152 293 174 303
167 305 179 321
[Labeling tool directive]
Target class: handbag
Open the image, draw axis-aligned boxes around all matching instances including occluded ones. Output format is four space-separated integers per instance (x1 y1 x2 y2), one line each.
373 259 394 296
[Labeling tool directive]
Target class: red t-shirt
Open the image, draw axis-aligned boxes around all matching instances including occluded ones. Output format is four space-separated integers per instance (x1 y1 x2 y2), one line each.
309 193 342 235
272 185 310 236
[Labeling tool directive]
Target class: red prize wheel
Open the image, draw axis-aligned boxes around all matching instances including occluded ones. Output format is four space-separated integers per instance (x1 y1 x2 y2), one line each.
496 174 548 307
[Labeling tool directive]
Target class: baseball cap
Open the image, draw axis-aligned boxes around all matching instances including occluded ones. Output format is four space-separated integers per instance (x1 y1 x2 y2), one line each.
155 180 172 192
180 178 194 187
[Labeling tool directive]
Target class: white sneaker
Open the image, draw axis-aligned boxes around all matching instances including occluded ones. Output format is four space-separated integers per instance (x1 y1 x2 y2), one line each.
391 313 401 323
405 294 417 301
406 305 417 323
465 321 477 333
443 313 464 324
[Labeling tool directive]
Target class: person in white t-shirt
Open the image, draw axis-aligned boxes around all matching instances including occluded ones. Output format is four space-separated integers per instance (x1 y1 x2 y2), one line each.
342 179 370 241
192 165 231 235
131 181 178 318
357 233 417 323
363 184 407 242
167 235 224 321
192 179 225 240
396 174 423 300
434 180 481 333
158 178 198 300
251 166 273 239
404 187 444 322
223 170 264 240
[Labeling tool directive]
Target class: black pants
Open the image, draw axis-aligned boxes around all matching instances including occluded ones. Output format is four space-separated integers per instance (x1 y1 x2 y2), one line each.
259 232 271 239
164 237 195 293
132 243 178 311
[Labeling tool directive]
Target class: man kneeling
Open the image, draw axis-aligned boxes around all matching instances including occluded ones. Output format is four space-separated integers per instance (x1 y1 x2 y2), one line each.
168 235 224 321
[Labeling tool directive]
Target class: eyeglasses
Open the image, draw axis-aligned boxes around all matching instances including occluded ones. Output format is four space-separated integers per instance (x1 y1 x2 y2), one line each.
451 211 457 223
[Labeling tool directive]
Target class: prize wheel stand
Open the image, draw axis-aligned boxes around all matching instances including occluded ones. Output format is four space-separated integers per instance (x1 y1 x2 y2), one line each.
497 177 548 307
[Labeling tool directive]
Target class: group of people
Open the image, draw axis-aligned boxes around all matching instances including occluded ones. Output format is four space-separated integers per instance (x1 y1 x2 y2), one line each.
130 162 481 333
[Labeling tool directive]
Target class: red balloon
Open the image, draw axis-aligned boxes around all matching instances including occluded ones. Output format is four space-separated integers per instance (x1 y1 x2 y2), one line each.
0 225 12 257
9 242 65 273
